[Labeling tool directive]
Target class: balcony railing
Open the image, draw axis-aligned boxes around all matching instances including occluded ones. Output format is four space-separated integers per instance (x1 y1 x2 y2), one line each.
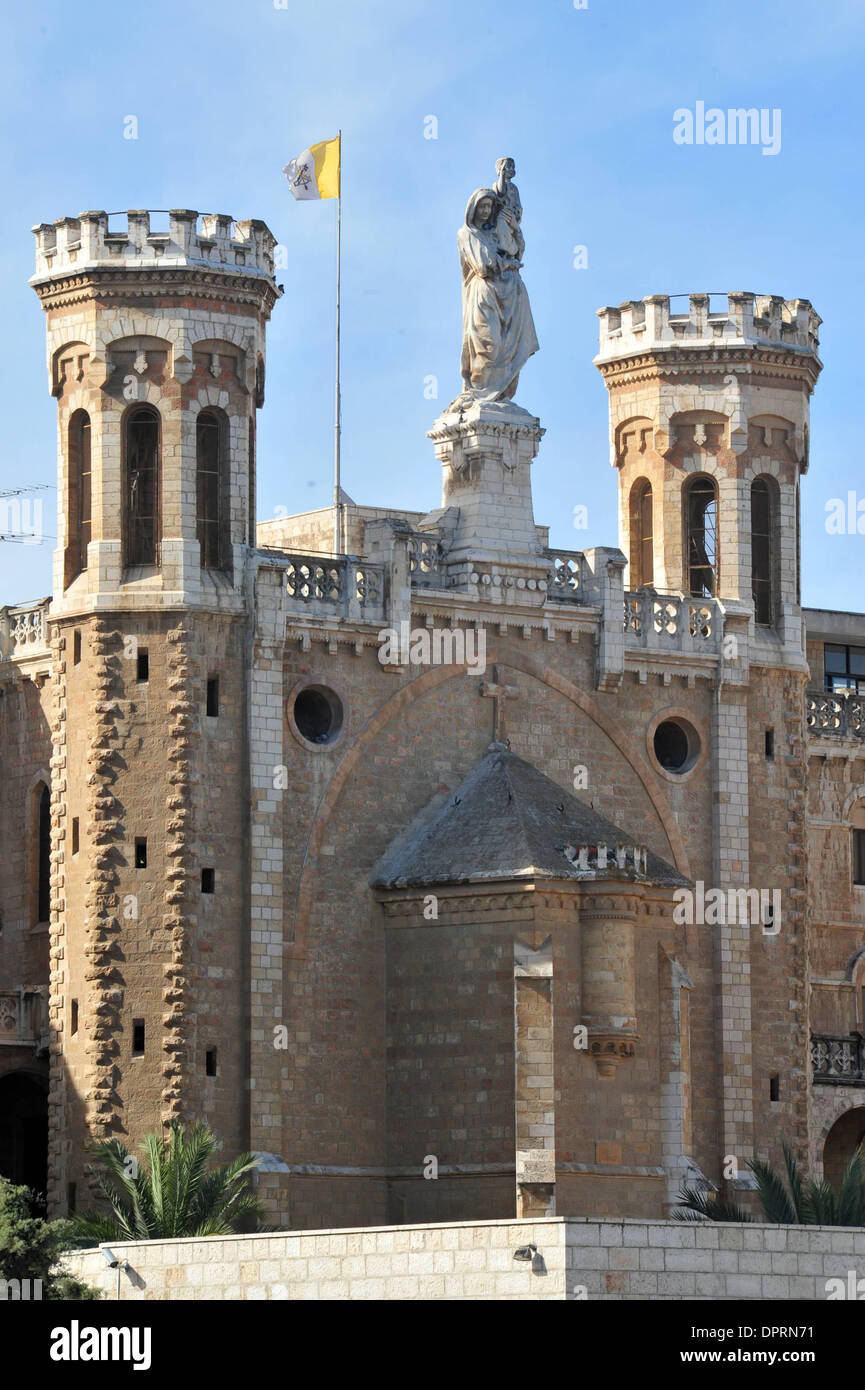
624 589 720 652
811 1032 865 1085
806 691 865 741
0 990 49 1052
0 599 50 662
545 550 586 603
407 533 444 588
283 554 385 621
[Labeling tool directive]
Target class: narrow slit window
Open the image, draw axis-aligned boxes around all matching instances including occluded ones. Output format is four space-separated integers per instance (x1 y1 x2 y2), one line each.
764 729 774 760
629 479 653 588
769 1075 780 1102
71 817 80 855
134 837 147 869
196 411 227 570
73 630 82 666
685 476 718 598
132 1019 145 1055
854 829 865 887
65 410 91 586
201 867 215 895
137 649 149 682
71 999 78 1036
124 406 160 567
751 478 774 625
205 1048 217 1077
206 676 219 717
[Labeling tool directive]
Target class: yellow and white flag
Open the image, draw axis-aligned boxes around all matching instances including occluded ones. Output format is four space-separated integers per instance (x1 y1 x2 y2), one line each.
283 136 340 200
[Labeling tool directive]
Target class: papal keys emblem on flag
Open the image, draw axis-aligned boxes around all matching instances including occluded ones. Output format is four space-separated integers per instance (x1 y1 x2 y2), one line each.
282 136 340 201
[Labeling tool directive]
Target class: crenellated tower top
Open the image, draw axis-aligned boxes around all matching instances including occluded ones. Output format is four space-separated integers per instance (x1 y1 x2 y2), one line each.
595 292 821 366
30 209 279 291
594 289 823 646
30 205 281 615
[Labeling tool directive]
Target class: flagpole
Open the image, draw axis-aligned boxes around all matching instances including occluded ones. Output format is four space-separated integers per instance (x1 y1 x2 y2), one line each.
333 129 342 555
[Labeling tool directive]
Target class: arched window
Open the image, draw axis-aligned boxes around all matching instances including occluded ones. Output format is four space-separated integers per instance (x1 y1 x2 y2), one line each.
628 479 653 587
65 410 91 586
36 785 51 925
751 477 775 625
196 410 228 570
852 802 865 889
124 406 160 567
684 475 718 597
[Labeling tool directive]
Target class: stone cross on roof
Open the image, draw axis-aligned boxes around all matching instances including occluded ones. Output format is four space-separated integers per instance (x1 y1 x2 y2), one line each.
479 665 519 742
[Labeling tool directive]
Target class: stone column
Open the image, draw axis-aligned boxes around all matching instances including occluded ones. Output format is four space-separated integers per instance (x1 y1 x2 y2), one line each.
712 657 755 1187
658 947 695 1208
514 937 555 1217
578 885 640 1078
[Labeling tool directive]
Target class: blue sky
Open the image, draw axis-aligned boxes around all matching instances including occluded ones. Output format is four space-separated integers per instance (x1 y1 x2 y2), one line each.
1 0 863 609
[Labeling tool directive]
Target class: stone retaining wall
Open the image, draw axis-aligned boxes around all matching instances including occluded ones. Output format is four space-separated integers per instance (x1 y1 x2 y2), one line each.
62 1216 865 1300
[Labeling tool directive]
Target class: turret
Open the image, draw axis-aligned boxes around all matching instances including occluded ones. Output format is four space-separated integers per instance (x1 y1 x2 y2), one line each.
594 292 822 649
29 208 279 1214
30 209 280 615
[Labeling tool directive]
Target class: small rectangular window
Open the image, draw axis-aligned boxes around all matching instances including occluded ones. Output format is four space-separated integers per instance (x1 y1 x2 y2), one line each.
67 1182 76 1214
132 1019 145 1055
134 838 147 869
71 817 80 855
201 867 215 894
205 1048 217 1077
769 1075 780 1102
73 629 81 665
825 644 865 694
764 729 774 760
206 676 219 717
71 999 78 1035
137 649 149 682
854 829 865 887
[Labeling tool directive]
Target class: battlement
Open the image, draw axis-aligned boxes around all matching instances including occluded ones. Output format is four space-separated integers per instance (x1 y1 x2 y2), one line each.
30 209 278 283
595 292 821 362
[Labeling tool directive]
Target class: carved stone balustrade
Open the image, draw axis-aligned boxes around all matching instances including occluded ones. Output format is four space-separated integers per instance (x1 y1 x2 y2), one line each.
545 550 586 603
811 1032 865 1085
283 554 385 622
806 690 865 742
0 599 51 663
406 533 445 588
623 589 721 654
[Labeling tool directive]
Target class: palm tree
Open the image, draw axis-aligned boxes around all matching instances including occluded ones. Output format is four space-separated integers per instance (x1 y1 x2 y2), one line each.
72 1120 265 1243
674 1141 865 1226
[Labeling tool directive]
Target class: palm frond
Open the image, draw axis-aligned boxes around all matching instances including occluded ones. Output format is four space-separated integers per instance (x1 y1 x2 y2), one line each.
747 1157 797 1224
74 1121 263 1242
671 1185 752 1223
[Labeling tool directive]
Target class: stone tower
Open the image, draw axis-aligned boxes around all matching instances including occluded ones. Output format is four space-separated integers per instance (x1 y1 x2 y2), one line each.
596 292 823 1188
29 209 280 1212
594 292 821 646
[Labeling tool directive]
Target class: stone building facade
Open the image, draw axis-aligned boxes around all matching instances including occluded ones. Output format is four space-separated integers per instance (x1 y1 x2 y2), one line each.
1 209 863 1231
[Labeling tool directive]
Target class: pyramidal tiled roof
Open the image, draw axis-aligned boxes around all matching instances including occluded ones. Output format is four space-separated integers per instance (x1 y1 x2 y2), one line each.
371 745 689 889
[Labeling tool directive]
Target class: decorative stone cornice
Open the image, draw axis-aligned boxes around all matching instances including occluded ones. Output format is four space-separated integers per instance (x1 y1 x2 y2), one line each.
31 267 281 314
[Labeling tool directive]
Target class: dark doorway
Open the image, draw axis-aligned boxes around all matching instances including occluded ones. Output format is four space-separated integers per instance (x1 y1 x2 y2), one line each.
0 1073 48 1209
823 1106 865 1191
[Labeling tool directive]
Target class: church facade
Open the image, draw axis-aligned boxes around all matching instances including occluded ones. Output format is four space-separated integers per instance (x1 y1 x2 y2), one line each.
1 204 864 1231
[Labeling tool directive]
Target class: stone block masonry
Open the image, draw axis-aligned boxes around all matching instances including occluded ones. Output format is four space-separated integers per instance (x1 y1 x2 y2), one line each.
62 1217 865 1301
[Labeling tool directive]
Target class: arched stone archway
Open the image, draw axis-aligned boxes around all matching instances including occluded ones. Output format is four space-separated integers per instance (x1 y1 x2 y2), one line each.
823 1106 865 1191
0 1073 48 1206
